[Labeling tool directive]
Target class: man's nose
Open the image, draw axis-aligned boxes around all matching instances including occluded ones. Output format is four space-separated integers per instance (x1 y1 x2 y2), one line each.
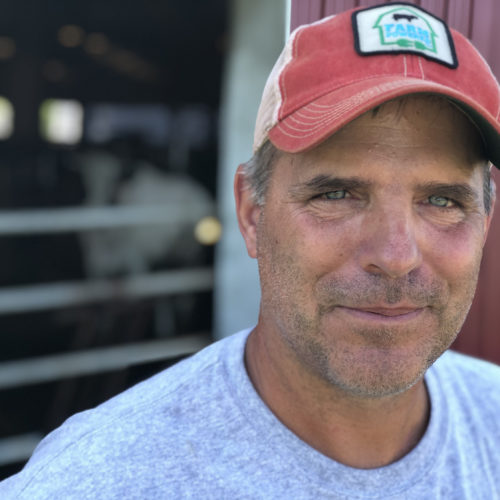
359 207 423 279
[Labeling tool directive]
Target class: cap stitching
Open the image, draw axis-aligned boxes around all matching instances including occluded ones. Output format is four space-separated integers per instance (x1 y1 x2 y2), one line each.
278 96 394 137
276 113 346 138
275 80 455 138
418 57 425 79
403 56 408 78
285 112 350 132
286 95 373 130
283 73 440 117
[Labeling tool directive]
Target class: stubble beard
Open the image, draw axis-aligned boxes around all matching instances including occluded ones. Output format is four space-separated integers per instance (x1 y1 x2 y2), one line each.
258 239 482 400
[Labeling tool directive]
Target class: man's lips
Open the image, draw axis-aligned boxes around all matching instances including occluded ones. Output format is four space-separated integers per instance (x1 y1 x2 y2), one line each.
335 306 426 320
350 307 421 316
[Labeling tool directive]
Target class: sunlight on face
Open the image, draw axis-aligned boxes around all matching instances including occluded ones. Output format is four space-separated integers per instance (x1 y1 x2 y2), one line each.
256 95 490 398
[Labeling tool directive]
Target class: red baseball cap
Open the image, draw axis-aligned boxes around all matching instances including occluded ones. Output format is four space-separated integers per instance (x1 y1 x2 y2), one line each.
254 3 500 167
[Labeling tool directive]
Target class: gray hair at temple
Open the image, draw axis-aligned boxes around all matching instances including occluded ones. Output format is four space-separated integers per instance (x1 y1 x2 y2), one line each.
240 140 280 207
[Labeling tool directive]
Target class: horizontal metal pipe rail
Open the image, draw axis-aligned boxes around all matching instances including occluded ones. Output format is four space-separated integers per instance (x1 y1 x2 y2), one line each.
0 433 44 467
0 206 216 469
0 333 211 390
0 205 210 235
0 333 211 466
0 267 213 314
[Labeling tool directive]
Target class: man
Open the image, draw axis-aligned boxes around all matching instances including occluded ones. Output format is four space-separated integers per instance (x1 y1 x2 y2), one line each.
2 3 500 498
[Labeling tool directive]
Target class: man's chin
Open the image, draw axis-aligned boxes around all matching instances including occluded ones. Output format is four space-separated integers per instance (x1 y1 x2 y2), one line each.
319 343 446 399
331 371 425 399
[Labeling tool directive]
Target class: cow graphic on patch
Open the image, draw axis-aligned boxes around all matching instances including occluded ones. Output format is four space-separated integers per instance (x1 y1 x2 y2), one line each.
353 3 458 68
375 7 437 52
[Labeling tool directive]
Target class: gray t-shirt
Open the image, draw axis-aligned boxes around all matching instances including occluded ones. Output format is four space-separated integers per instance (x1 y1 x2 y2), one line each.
1 328 500 499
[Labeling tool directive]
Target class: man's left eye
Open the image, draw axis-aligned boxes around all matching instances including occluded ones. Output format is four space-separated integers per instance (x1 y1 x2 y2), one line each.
428 195 454 208
324 190 347 200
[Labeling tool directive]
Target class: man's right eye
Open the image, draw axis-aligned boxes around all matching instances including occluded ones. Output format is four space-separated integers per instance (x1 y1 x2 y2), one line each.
323 190 348 200
427 194 456 208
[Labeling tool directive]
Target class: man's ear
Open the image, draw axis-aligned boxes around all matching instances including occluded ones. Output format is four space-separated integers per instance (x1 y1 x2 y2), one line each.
234 165 261 259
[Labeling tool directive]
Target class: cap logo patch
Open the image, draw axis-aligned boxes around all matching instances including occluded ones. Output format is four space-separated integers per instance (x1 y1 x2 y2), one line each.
353 3 458 68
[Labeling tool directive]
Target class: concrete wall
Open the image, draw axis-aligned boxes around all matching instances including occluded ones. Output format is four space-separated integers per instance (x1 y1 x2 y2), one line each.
215 0 286 338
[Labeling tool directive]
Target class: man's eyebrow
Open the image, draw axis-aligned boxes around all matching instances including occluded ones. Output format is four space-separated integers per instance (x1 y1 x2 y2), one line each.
289 177 482 204
289 175 370 197
416 182 481 204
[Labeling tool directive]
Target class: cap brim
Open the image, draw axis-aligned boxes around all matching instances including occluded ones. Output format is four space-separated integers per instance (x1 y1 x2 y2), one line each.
268 75 500 168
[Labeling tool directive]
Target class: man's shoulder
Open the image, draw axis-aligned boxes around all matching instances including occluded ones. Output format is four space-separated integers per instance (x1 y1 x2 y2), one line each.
0 329 251 499
431 349 500 408
428 350 500 489
63 328 248 433
436 349 500 381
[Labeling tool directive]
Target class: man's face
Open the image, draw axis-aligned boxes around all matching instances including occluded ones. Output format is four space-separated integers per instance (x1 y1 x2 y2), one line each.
248 96 492 399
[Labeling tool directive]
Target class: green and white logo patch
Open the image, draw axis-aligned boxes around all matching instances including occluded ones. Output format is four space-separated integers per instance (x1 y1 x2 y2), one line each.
353 3 457 68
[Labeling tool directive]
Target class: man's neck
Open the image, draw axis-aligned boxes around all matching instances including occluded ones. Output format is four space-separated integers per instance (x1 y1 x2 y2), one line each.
244 326 430 469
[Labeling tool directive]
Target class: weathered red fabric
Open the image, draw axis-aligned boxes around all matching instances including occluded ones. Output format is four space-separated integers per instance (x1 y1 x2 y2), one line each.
264 7 500 166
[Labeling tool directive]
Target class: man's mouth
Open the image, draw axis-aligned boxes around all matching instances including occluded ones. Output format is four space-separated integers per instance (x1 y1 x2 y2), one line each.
354 307 422 316
335 305 426 321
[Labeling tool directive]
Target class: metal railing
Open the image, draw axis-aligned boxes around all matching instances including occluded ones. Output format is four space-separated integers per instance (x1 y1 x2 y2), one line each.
0 333 211 390
0 205 206 235
0 204 215 467
0 267 213 314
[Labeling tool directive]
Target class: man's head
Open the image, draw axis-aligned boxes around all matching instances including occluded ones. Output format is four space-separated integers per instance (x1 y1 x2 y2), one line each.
235 4 500 399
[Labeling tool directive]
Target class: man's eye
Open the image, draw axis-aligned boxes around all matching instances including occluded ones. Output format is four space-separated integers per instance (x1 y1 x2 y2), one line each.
323 190 347 200
428 195 454 208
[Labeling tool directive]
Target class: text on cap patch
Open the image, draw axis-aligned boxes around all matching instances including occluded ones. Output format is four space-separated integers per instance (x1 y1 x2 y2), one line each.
352 3 458 68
